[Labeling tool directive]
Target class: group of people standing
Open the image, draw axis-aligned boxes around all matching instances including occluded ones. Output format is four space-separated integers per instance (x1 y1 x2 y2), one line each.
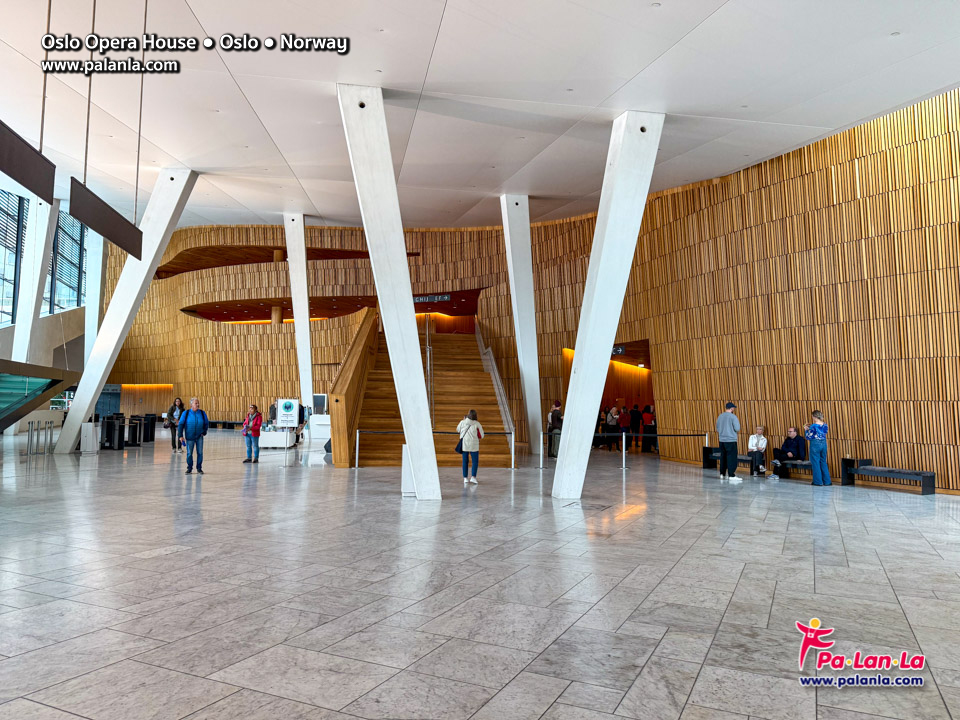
591 404 657 453
715 402 831 486
165 397 264 473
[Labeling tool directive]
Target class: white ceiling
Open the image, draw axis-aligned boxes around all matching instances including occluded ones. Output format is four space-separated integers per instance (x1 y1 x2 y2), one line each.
2 0 959 228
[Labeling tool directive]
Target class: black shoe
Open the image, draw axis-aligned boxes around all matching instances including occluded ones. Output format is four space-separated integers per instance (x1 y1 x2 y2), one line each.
243 459 252 463
197 468 204 474
185 469 192 475
252 459 258 464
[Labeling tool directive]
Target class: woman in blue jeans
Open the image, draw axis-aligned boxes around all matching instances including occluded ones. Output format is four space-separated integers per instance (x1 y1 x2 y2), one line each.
457 409 484 485
804 410 831 486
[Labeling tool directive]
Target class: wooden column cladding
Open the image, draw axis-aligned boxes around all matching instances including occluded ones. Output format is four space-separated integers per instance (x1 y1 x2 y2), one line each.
106 88 960 488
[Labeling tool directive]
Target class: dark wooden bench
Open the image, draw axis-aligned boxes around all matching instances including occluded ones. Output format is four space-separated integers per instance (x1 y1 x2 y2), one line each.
702 446 753 470
776 459 812 479
844 461 936 495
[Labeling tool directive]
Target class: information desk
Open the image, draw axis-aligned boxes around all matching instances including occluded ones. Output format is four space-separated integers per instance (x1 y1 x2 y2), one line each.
259 430 296 449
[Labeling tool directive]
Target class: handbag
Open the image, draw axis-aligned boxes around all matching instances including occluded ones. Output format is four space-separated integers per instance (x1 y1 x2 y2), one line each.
455 438 463 454
163 420 171 429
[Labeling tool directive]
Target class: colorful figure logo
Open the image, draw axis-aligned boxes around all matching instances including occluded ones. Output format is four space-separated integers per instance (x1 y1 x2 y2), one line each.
282 401 294 413
796 617 834 670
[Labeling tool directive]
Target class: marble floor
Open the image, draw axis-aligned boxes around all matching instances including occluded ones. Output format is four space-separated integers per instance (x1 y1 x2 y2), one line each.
0 430 959 719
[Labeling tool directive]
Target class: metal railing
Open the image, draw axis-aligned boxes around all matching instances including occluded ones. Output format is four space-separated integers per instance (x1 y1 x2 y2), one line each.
474 323 514 435
537 431 705 470
355 429 515 470
25 420 55 455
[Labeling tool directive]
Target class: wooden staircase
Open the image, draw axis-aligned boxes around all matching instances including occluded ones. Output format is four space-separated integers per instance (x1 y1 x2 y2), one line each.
356 332 512 467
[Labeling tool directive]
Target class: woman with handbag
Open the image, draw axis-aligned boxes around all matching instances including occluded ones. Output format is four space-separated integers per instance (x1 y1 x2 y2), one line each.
166 397 185 452
242 404 263 464
456 409 484 485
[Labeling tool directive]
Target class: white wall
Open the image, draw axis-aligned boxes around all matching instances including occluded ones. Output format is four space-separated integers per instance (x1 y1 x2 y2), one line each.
0 306 86 369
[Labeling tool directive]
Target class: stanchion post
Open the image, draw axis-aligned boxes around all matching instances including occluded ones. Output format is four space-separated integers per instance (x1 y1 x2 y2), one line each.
621 432 627 470
26 421 33 455
355 429 360 469
539 431 544 469
510 432 515 469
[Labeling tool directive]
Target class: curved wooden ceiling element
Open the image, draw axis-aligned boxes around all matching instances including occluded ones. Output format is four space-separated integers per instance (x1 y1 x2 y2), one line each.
181 288 485 322
155 245 420 279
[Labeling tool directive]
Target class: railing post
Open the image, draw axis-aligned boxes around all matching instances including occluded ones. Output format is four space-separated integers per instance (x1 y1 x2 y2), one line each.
355 429 360 469
539 430 544 469
621 432 627 470
26 421 34 455
510 432 515 469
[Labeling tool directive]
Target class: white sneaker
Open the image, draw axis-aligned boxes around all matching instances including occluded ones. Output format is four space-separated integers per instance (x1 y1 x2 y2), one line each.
728 477 743 485
463 478 468 484
769 474 779 480
469 478 478 484
758 465 766 472
772 459 781 467
719 472 726 479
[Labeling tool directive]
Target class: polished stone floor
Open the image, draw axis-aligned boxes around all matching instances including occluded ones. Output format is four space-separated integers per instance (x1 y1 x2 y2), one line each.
0 430 959 719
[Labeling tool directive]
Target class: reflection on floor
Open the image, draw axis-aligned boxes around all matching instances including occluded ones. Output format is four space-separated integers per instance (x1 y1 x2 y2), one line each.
0 429 958 719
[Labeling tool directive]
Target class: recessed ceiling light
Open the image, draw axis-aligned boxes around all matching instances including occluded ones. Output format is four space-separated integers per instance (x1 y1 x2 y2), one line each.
566 88 574 92
651 2 661 6
375 69 382 73
740 105 748 108
890 31 901 36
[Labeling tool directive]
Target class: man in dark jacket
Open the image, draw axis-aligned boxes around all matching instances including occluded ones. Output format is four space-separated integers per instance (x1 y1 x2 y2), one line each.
547 401 563 458
629 405 643 451
178 397 209 475
772 427 806 468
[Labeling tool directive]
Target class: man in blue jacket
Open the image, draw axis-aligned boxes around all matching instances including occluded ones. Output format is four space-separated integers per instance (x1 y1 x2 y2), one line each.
177 397 209 474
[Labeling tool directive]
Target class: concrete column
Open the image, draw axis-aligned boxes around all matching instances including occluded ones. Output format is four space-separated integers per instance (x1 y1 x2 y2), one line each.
56 169 197 453
552 111 663 499
500 194 542 446
83 230 107 366
337 83 441 500
283 213 314 408
11 197 60 364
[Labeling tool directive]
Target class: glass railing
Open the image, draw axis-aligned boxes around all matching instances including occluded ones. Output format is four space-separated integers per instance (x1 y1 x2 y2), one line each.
0 373 59 424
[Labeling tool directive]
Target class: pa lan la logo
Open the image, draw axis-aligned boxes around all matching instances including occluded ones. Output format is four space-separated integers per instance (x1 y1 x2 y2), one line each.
796 618 925 672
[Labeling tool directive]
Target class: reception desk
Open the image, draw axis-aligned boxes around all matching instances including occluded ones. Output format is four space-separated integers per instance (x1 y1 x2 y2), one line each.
259 430 296 449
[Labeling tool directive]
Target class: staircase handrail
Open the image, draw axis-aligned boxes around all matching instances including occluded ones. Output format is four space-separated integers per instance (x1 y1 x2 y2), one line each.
474 321 514 435
329 307 379 466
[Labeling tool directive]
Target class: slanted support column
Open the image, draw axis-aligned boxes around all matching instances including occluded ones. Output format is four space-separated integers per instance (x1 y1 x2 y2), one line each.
337 83 441 500
500 194 542 446
552 111 663 499
56 169 197 453
11 197 60 364
283 213 314 408
83 230 107 366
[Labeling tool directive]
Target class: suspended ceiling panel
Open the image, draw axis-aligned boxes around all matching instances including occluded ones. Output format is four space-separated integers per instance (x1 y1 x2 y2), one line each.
0 0 958 228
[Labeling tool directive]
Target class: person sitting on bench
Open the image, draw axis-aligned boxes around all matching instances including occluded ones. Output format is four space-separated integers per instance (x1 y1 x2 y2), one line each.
748 426 768 476
772 427 806 471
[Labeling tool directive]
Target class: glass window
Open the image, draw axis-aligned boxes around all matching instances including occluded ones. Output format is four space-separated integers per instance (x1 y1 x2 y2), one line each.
0 190 26 328
43 206 87 316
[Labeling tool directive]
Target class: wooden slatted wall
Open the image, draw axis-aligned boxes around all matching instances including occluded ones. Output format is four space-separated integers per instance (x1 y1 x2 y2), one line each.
106 88 960 486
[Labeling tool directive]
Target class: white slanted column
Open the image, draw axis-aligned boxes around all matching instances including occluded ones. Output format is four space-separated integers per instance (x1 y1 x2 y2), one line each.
552 111 663 499
500 194 542 447
283 213 314 409
337 83 441 500
83 230 107 366
56 169 197 453
11 197 60 364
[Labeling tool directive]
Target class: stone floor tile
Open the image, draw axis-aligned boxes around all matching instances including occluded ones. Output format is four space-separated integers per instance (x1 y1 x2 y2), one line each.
472 671 570 720
343 670 495 719
616 656 700 720
409 637 535 688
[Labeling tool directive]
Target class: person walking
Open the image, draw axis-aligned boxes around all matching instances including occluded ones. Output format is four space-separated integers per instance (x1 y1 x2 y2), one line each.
178 397 209 475
804 410 831 486
547 400 563 458
629 404 643 452
716 402 740 480
457 410 484 484
166 397 185 452
242 404 263 464
605 407 621 451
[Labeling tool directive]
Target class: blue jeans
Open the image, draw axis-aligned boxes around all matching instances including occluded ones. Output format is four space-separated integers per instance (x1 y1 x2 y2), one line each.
245 434 259 460
810 440 830 485
184 436 204 470
462 451 479 478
